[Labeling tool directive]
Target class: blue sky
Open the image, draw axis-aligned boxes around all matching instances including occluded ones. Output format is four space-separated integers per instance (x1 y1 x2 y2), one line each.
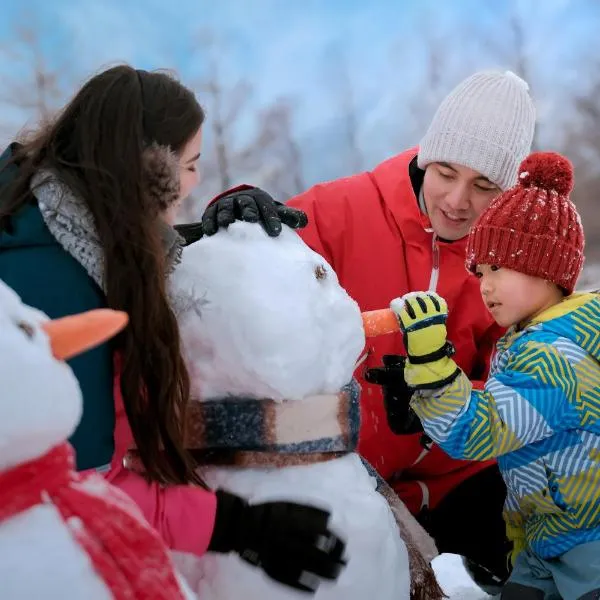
1 0 600 186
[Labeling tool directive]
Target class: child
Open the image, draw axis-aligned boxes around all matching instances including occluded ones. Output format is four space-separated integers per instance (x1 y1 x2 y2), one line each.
389 151 600 599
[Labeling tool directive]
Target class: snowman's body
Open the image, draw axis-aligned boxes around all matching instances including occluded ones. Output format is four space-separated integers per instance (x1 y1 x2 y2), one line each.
174 223 410 599
195 453 408 599
1 503 117 599
0 281 194 600
1 488 195 600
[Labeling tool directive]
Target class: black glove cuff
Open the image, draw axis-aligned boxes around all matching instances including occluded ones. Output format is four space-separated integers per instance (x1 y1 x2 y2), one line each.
174 222 204 246
208 489 248 554
388 407 424 435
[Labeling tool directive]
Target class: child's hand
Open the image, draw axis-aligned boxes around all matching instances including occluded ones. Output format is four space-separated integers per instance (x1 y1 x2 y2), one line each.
390 292 460 389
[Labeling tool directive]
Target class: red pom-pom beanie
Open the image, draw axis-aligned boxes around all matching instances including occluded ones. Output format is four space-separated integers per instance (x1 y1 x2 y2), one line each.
466 151 585 294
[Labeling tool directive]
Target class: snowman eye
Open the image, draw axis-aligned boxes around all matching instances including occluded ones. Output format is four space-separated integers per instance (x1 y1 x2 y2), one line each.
17 321 35 339
314 265 327 280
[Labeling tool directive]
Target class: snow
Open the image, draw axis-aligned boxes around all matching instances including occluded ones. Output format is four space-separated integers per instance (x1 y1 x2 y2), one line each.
173 224 509 599
174 221 365 401
0 279 113 598
191 454 411 600
175 551 500 599
173 222 410 598
0 280 82 471
389 296 407 315
433 554 497 599
0 237 514 598
0 505 114 599
0 279 197 600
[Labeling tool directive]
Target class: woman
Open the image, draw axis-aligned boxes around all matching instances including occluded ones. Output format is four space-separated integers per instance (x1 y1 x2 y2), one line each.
0 65 343 594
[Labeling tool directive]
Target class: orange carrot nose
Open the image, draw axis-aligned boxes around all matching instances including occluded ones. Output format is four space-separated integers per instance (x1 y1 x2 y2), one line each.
42 309 129 361
362 309 400 338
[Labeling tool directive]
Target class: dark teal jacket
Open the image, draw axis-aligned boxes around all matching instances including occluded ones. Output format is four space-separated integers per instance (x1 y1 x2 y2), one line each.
0 144 115 470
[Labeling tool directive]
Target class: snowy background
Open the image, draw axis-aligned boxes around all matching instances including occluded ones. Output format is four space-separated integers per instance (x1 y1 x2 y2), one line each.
2 1 599 594
1 0 600 271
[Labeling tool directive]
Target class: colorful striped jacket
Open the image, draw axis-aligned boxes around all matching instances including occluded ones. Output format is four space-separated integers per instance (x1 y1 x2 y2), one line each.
411 293 600 560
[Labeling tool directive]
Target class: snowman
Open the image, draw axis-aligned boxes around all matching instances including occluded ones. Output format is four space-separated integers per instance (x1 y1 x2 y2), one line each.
0 280 195 600
169 221 415 600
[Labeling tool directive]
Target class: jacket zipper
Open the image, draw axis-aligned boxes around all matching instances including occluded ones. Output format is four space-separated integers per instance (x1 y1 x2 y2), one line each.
428 233 439 292
408 230 438 491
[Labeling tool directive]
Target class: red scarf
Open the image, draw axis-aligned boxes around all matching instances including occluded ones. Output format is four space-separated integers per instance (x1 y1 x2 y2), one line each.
0 443 186 600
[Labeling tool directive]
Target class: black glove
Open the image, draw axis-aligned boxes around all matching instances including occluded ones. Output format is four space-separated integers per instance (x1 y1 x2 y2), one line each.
365 354 424 435
202 186 308 237
174 221 204 246
208 489 346 593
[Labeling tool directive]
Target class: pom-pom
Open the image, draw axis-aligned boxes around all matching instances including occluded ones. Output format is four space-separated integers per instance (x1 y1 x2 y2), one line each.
142 142 181 213
518 151 574 195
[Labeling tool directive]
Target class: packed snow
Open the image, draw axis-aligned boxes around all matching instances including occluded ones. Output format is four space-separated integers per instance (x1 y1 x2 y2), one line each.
172 222 411 598
174 222 365 401
433 554 496 599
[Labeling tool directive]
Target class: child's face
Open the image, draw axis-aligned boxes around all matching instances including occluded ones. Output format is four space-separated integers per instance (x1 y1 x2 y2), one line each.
475 264 563 328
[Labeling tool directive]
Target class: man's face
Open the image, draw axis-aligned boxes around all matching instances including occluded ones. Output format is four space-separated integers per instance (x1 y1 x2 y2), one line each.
422 162 501 240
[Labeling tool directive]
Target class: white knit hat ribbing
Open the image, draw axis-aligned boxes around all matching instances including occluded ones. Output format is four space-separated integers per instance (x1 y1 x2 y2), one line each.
417 70 536 191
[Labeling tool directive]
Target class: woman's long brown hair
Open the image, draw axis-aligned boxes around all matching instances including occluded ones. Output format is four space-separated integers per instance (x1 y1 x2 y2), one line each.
0 65 206 486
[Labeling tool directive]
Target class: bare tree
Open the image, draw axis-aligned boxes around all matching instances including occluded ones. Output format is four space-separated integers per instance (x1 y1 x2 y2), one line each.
560 61 600 261
189 31 262 195
0 19 73 143
200 76 253 192
179 31 306 221
405 33 445 139
340 69 363 174
178 95 306 223
251 98 305 199
324 50 364 174
477 6 542 150
398 24 477 148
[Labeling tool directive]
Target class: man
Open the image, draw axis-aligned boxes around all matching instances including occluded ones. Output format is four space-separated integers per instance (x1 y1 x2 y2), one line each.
196 69 536 592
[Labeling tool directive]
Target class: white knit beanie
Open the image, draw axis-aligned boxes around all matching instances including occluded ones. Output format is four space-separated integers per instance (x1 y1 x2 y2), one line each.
417 70 536 191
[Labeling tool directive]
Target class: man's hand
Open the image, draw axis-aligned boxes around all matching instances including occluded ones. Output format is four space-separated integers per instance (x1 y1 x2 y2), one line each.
202 186 308 237
365 355 423 434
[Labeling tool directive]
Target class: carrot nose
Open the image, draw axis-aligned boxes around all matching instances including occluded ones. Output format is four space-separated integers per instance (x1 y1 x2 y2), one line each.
41 309 129 361
361 308 400 338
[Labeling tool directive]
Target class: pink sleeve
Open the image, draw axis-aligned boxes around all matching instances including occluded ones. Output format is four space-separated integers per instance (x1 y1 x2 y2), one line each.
109 467 217 556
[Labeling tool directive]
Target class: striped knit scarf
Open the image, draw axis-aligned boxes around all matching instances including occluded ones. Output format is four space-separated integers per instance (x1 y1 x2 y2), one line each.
185 379 361 467
31 170 194 317
124 380 361 471
180 379 445 600
123 380 445 600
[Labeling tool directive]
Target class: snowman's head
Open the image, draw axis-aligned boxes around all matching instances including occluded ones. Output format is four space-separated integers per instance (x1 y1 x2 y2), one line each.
176 222 365 401
0 280 127 471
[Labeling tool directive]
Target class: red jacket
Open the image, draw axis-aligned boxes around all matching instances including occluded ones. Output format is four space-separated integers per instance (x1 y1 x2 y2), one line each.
287 149 505 515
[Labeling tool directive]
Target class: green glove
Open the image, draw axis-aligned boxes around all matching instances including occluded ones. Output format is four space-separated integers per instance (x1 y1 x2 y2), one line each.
390 292 460 389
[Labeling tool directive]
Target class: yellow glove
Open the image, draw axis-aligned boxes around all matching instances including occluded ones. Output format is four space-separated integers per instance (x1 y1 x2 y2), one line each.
390 292 460 389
